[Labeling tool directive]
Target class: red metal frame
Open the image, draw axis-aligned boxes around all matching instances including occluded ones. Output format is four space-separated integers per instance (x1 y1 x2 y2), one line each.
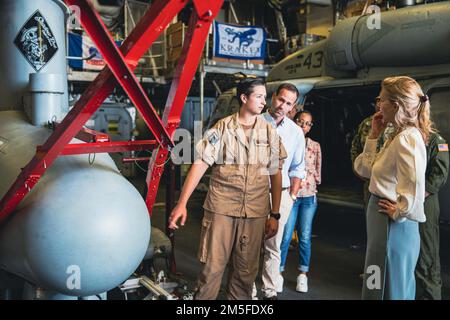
59 140 157 156
75 127 110 143
65 0 173 147
0 0 223 222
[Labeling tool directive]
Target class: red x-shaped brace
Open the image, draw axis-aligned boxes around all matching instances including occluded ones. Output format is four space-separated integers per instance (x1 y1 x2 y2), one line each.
0 0 224 222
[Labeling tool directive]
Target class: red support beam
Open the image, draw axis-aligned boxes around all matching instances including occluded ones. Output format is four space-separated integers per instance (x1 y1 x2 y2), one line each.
75 127 110 143
0 0 224 224
144 2 223 213
0 0 188 221
192 0 217 22
65 0 173 147
58 140 157 156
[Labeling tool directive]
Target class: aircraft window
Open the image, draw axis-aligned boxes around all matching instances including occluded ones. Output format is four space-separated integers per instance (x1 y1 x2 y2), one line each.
229 97 239 114
206 95 240 129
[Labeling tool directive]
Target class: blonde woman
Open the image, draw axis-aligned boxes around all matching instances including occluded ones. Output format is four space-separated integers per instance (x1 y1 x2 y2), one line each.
354 76 432 300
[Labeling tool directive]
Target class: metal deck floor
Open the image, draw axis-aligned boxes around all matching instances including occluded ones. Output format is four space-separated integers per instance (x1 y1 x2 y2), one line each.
148 187 450 300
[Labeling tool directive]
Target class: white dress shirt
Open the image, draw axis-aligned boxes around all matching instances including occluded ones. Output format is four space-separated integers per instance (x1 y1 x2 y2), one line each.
354 127 426 222
263 112 306 188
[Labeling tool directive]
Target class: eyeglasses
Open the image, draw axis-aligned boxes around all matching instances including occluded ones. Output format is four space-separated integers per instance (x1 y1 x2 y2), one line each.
297 120 313 127
375 96 392 104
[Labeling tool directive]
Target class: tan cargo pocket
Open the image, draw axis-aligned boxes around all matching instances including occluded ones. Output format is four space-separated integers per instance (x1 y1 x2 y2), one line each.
197 217 212 263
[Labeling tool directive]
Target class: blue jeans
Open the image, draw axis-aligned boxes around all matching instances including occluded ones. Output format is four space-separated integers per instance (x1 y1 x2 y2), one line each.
280 195 317 273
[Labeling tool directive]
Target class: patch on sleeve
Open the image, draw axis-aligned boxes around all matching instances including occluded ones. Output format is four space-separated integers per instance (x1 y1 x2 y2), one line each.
438 143 449 152
208 131 219 146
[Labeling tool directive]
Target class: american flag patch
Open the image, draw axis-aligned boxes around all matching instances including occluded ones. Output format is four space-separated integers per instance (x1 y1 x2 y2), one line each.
438 144 449 152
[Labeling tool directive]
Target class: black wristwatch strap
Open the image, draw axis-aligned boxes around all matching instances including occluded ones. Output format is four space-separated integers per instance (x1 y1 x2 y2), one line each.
269 212 281 220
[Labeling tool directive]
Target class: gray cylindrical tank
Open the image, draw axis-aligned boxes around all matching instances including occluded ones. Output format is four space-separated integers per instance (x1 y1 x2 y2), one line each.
0 111 151 297
29 73 64 126
0 0 69 112
326 2 450 71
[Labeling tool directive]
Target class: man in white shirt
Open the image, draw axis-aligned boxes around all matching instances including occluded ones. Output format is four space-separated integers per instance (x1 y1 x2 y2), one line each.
259 83 306 300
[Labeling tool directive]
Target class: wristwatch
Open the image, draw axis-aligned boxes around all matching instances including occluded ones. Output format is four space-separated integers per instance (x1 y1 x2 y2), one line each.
269 212 281 220
290 193 297 201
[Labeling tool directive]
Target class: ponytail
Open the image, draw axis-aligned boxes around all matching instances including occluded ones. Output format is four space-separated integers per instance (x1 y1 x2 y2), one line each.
417 94 436 145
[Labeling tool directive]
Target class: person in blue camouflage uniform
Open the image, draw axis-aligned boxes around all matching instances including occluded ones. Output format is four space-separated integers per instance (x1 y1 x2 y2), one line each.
415 132 449 300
